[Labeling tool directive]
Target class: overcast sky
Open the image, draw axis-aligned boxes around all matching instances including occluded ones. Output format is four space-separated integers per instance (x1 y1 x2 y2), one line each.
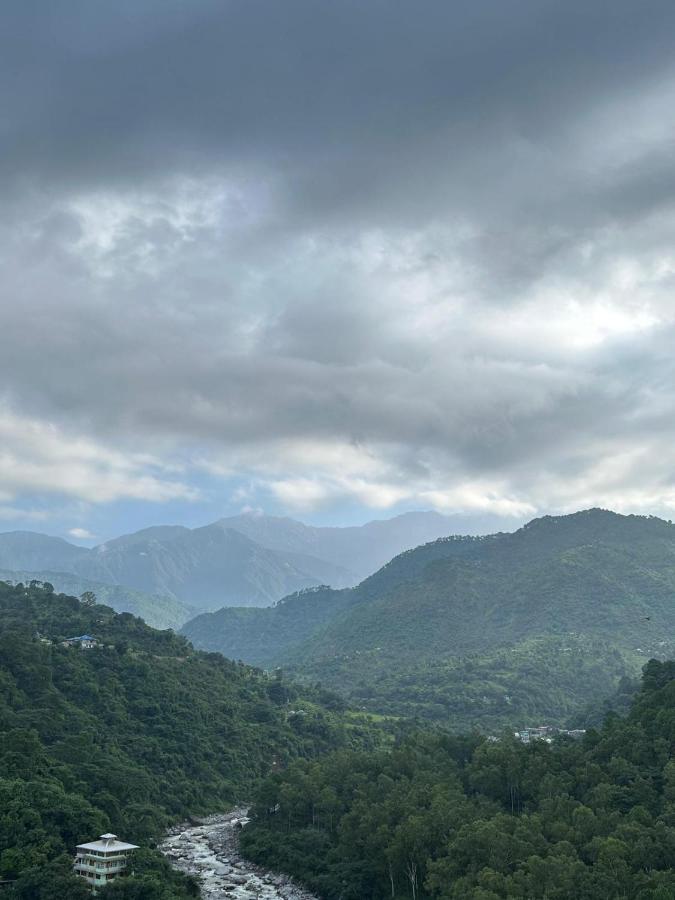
2 1 675 542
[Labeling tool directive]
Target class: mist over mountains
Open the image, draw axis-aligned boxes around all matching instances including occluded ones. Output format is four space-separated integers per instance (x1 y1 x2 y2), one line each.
0 510 487 627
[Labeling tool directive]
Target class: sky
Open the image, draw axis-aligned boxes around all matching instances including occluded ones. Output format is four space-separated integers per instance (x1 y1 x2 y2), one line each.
2 1 675 544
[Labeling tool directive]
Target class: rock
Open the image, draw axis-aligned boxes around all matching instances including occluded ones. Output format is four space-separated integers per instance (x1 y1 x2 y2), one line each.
159 809 319 900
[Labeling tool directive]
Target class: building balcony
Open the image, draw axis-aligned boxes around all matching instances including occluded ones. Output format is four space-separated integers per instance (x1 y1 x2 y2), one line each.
74 861 127 874
75 855 129 866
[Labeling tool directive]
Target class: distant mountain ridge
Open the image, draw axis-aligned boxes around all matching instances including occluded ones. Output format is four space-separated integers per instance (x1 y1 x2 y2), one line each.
0 510 471 622
75 524 353 611
0 531 89 571
212 510 475 578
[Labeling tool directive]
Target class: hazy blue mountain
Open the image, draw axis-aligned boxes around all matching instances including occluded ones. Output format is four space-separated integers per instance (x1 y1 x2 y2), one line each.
99 524 191 550
216 509 499 582
0 568 195 630
73 524 352 610
0 510 489 616
0 531 88 571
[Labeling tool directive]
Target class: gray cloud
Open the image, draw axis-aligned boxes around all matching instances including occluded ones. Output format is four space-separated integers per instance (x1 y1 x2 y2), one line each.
2 1 675 521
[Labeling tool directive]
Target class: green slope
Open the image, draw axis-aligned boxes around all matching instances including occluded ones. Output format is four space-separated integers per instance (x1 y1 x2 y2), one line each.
183 509 675 728
0 569 197 630
311 634 640 731
293 540 675 669
0 581 381 898
178 534 483 663
181 585 352 666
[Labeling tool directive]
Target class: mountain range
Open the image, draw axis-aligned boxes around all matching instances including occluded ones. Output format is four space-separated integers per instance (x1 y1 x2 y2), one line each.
0 510 470 627
181 509 675 728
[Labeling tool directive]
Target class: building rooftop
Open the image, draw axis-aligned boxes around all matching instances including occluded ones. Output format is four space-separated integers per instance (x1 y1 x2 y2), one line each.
76 833 139 853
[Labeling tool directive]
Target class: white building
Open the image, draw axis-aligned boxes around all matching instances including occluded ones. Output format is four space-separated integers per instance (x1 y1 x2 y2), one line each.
74 833 139 893
62 634 98 649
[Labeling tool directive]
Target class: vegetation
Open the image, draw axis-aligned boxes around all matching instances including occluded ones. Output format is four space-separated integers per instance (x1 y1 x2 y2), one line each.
181 584 353 667
0 580 380 897
183 510 675 728
242 658 675 899
0 568 195 630
326 635 638 732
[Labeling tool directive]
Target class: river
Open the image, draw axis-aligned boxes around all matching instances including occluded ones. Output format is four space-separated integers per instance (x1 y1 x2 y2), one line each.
159 808 319 900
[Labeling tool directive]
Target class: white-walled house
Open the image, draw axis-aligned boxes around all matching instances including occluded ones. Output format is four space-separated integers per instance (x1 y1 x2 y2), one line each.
74 833 139 893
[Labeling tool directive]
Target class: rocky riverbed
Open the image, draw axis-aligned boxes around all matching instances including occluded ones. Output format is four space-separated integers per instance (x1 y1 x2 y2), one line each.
159 808 319 900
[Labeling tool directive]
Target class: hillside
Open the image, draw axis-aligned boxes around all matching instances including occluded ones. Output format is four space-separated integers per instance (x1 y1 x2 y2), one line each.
0 570 195 630
319 635 639 731
294 510 675 667
0 581 380 898
241 658 675 899
181 585 351 667
183 510 675 728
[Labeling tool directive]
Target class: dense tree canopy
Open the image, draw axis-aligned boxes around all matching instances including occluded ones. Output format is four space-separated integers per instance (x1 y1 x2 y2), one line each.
242 659 675 899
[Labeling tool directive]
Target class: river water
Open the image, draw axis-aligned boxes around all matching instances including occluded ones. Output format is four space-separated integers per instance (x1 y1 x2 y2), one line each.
160 808 319 900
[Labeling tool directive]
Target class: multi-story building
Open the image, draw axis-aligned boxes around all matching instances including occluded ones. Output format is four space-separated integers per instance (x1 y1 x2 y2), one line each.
74 833 139 893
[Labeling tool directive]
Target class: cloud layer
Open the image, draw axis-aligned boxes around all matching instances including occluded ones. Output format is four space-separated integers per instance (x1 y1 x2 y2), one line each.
3 1 675 530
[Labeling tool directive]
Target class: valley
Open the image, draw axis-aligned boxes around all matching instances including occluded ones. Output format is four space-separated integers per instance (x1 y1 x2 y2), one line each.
4 511 675 898
0 580 384 898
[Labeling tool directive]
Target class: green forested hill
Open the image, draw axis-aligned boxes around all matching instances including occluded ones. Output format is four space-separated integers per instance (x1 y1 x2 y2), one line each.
293 511 675 667
0 581 379 898
315 635 638 731
0 569 196 630
242 658 675 899
183 509 675 729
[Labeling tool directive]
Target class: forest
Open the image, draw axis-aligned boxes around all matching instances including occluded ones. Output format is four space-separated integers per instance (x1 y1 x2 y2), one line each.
334 634 637 731
242 659 675 899
0 580 381 898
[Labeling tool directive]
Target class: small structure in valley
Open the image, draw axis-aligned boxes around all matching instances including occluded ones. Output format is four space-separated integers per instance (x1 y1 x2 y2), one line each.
74 833 139 893
61 634 98 649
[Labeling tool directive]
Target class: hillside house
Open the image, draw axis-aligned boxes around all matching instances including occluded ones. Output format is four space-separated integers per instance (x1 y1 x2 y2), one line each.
61 634 98 649
74 833 138 893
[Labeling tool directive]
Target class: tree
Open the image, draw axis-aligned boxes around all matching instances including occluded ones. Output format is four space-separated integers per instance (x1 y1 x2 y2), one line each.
10 855 91 900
